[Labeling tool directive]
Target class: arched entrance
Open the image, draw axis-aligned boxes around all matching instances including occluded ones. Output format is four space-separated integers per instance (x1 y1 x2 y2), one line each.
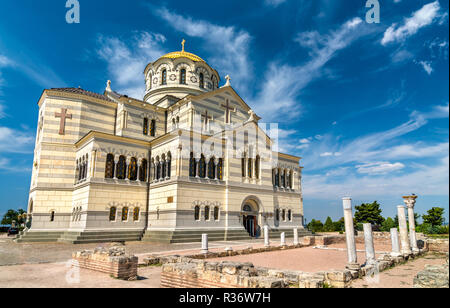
242 198 260 238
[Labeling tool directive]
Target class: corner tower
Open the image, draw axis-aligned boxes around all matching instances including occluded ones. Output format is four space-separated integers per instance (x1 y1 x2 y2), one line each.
143 40 220 107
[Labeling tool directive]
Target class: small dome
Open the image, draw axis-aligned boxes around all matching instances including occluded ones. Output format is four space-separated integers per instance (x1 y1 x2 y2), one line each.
160 51 205 63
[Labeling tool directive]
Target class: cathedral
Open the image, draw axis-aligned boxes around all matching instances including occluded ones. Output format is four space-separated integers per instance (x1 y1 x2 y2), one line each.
17 41 310 243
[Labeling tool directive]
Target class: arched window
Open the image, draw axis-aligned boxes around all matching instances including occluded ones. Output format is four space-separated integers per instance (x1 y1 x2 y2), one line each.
199 155 206 178
109 207 116 221
161 69 167 85
180 69 186 84
281 170 286 188
167 153 172 178
156 160 161 180
50 211 55 222
248 158 253 178
255 156 260 180
208 157 215 179
204 206 210 221
116 156 126 180
275 169 280 187
139 159 148 182
214 206 220 221
122 207 129 221
289 171 293 189
128 157 137 181
189 153 196 177
143 118 149 135
150 120 156 137
133 208 140 222
282 209 286 221
241 157 246 177
217 158 223 180
275 208 280 222
199 73 204 89
288 210 292 222
194 206 200 221
105 154 115 178
211 76 215 90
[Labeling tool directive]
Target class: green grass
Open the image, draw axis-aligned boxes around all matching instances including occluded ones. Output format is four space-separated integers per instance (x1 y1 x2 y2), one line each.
426 234 449 239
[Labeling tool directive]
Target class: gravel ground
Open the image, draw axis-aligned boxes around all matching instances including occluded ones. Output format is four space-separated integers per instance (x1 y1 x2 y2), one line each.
0 262 162 288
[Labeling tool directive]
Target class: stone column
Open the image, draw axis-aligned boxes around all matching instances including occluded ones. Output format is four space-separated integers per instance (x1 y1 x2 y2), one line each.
136 159 141 182
293 228 299 246
201 234 208 254
343 197 359 269
390 228 401 256
397 205 411 255
280 232 286 247
264 225 270 247
113 156 119 179
363 223 376 265
403 195 419 252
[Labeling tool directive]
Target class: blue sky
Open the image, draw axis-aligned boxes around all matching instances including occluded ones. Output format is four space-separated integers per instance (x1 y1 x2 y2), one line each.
0 0 448 223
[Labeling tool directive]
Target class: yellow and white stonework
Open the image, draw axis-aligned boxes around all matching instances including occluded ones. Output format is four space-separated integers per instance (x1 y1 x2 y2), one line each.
19 42 309 243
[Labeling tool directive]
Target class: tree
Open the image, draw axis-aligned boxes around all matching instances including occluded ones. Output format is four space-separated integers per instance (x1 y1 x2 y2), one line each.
307 219 324 233
333 217 345 232
354 201 385 226
381 217 396 232
323 217 334 232
1 209 26 226
422 207 445 227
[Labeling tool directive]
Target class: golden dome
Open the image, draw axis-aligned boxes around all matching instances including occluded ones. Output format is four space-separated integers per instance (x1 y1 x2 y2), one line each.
159 39 205 62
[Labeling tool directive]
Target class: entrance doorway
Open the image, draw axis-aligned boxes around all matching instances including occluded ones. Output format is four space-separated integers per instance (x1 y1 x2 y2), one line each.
243 204 259 237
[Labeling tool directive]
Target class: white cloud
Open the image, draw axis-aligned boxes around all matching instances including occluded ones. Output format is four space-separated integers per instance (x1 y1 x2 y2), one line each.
416 60 433 74
252 17 367 121
0 127 35 154
382 1 442 45
265 0 286 7
96 32 167 98
155 7 252 96
356 162 405 175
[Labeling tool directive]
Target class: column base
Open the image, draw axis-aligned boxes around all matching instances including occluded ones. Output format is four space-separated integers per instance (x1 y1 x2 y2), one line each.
346 263 361 271
390 252 402 257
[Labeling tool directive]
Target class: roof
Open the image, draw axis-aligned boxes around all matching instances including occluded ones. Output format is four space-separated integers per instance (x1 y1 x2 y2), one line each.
160 51 205 62
48 87 115 103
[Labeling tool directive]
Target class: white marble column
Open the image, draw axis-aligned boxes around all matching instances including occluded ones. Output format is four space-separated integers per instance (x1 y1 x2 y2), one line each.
390 228 401 256
343 197 359 269
264 225 270 247
363 223 376 265
293 228 299 245
280 232 286 247
397 205 412 255
201 234 208 254
403 195 419 252
113 156 119 180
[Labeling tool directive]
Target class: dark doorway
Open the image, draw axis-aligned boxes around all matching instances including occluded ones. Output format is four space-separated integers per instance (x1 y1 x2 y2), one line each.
243 215 257 237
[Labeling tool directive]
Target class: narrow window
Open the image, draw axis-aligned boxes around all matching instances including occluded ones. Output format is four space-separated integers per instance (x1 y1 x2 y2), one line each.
288 210 292 222
275 209 280 222
161 69 167 85
199 73 204 89
143 118 149 135
139 159 148 182
217 158 224 180
109 207 117 221
241 157 245 177
105 154 115 178
214 206 219 221
255 156 260 180
275 169 279 187
289 171 293 189
133 208 140 222
150 120 156 137
156 160 161 180
122 207 129 221
161 157 167 179
282 209 286 221
194 206 200 221
167 153 172 178
248 158 253 179
189 153 196 177
128 157 137 181
199 155 206 178
208 157 215 179
50 211 55 222
204 206 210 221
180 69 186 84
116 156 126 180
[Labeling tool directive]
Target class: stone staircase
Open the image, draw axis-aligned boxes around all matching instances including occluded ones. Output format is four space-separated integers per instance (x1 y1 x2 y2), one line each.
142 229 253 243
14 230 144 244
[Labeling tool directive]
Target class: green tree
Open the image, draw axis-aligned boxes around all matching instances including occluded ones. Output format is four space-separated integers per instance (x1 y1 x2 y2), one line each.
333 217 345 232
354 201 385 226
1 209 26 226
307 219 324 233
323 217 334 232
381 217 396 232
422 207 445 227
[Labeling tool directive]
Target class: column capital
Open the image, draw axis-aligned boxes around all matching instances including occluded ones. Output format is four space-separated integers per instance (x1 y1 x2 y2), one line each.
403 195 418 209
